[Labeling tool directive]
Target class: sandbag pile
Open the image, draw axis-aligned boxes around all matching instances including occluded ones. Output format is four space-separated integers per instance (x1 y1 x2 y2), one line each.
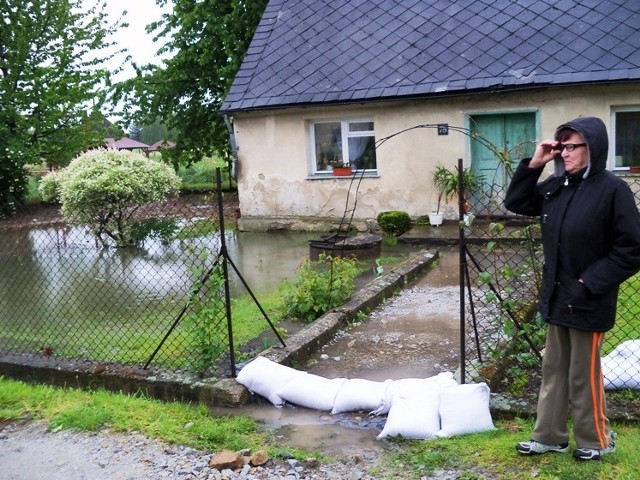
235 356 495 440
602 339 640 390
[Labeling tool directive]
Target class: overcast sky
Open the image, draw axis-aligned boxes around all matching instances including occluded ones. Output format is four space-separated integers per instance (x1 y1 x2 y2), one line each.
86 0 172 80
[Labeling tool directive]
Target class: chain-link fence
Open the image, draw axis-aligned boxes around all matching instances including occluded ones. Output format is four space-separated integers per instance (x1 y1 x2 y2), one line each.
460 162 640 393
0 185 239 378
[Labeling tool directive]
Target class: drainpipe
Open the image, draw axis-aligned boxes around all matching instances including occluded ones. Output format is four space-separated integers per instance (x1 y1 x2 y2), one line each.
224 115 239 181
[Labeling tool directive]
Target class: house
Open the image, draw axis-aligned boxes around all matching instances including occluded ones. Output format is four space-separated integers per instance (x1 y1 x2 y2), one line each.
104 137 150 155
149 140 176 153
220 0 640 231
148 140 176 153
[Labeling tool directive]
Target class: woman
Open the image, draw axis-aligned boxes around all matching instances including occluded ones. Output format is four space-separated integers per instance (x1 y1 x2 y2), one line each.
504 116 640 460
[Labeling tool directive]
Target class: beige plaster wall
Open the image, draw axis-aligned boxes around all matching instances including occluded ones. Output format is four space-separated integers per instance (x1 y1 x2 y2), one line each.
230 84 640 231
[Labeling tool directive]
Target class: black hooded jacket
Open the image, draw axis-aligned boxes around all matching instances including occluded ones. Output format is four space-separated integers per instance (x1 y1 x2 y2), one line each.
505 117 640 332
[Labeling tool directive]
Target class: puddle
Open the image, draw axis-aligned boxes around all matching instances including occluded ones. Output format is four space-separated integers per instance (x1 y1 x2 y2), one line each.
212 402 388 457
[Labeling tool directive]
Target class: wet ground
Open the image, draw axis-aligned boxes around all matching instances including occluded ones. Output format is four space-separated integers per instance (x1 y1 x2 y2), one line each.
212 247 461 458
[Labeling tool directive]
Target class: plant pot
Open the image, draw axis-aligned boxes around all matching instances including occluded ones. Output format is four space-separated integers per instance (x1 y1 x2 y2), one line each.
629 166 640 174
428 212 444 227
332 167 353 177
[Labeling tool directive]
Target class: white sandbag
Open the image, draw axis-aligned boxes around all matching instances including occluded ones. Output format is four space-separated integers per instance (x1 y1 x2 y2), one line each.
372 372 458 416
436 382 495 438
235 356 303 407
278 373 348 411
602 356 640 390
377 388 441 439
331 378 392 414
606 339 640 359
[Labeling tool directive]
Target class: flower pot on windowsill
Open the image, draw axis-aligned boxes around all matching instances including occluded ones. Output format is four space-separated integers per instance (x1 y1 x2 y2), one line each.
332 167 353 177
629 166 640 174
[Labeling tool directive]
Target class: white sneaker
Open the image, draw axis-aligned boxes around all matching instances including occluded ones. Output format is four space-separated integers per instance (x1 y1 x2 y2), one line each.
516 439 570 455
573 431 616 461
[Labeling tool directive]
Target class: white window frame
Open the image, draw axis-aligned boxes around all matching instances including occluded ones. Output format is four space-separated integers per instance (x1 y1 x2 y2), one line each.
610 106 640 171
308 118 377 176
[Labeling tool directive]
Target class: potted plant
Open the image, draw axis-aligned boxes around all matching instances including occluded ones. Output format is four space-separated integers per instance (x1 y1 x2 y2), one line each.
430 164 482 226
429 165 448 226
330 160 353 177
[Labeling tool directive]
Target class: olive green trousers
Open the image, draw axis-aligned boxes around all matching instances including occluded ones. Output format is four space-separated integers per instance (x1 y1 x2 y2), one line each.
532 324 611 449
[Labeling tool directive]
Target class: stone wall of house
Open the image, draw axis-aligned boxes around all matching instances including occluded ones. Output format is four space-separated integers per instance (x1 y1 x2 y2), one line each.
231 83 640 231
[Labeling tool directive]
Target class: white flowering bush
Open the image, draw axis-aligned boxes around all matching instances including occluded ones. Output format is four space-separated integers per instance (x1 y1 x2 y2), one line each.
40 149 181 247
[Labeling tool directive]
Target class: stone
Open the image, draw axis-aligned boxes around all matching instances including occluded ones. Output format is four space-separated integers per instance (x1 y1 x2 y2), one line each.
249 449 269 466
303 457 320 468
209 449 245 471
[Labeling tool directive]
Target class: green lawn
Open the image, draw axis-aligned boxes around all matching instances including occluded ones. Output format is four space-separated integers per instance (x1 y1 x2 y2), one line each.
1 377 638 480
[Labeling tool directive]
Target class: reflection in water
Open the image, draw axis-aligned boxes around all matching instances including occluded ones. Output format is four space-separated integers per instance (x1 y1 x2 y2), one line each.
0 222 417 367
0 226 320 329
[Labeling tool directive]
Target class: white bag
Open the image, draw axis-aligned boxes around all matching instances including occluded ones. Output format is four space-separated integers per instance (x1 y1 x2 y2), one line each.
331 378 392 414
436 382 495 437
373 372 457 416
278 373 348 411
235 356 303 407
377 387 441 439
602 356 640 390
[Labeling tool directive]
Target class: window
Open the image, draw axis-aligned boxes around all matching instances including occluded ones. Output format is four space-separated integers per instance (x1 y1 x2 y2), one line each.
613 109 640 169
311 120 377 174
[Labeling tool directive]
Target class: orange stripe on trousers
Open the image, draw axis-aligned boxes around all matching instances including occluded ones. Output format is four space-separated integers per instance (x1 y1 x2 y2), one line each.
590 332 607 448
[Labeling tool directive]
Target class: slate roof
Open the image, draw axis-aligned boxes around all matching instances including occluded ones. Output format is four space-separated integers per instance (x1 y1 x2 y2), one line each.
220 0 640 114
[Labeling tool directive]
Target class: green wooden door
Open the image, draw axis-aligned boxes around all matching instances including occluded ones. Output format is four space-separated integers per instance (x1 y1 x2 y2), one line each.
469 113 536 214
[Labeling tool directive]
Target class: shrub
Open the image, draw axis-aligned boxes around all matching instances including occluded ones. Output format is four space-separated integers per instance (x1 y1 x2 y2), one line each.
376 210 412 236
38 170 62 203
280 254 359 323
40 149 181 247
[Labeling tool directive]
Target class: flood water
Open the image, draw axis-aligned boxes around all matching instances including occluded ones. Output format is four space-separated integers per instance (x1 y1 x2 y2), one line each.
0 226 419 319
1 220 461 457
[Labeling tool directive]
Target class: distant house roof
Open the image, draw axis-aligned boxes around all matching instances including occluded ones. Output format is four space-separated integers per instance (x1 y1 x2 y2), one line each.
220 0 640 114
104 137 150 151
148 140 176 152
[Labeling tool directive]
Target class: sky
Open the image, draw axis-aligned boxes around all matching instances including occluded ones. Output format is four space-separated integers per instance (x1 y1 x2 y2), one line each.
87 0 173 81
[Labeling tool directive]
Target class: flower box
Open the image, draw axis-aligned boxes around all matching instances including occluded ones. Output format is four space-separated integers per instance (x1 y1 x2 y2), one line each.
332 167 353 177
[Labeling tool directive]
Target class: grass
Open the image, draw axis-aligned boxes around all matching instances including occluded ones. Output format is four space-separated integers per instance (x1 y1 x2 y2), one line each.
604 273 640 354
0 376 268 453
2 376 638 479
384 416 640 480
177 156 235 192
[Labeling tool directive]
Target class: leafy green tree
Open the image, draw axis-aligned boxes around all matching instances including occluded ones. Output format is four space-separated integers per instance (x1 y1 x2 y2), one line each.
113 0 269 170
39 149 181 247
0 0 124 216
128 124 142 142
140 117 176 146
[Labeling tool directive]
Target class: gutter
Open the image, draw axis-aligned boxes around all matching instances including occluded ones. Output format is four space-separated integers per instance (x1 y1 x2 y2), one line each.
223 115 239 180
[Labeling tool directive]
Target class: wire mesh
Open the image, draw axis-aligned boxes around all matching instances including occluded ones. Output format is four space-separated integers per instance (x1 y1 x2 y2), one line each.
462 172 640 393
0 193 235 378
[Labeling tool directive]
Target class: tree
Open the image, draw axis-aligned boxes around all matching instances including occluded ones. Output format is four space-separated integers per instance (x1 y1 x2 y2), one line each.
0 0 124 216
39 149 181 247
140 117 176 146
128 124 142 141
113 0 269 171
